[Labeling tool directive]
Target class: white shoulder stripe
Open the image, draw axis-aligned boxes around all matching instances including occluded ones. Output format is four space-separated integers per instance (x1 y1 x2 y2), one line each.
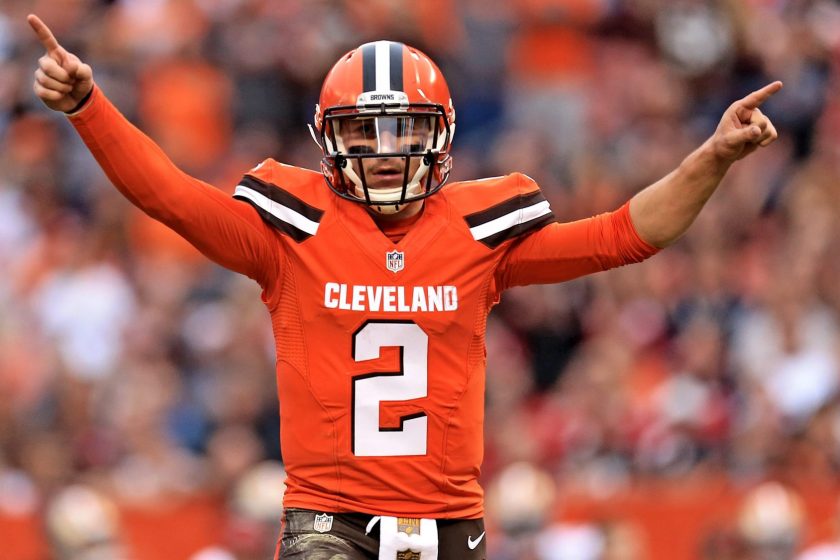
469 200 552 241
234 185 320 235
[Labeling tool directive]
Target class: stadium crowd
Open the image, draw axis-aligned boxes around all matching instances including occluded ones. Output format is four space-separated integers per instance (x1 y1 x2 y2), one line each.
2 0 840 559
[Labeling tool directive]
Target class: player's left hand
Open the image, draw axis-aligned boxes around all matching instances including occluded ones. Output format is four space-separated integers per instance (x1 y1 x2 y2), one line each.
711 81 782 162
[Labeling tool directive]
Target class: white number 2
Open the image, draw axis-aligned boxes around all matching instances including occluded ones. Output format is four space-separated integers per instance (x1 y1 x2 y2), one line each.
352 321 428 456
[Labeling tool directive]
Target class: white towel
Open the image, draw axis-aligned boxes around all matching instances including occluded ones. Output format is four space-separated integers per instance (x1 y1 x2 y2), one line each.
374 516 438 560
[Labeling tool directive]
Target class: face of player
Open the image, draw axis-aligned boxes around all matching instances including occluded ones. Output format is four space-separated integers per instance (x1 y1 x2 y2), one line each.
338 116 432 191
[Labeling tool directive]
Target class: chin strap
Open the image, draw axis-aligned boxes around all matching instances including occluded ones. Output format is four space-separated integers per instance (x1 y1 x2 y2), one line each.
359 156 431 214
370 203 403 215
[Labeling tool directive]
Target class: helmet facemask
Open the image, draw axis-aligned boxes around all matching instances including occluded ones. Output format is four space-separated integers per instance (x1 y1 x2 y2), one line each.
320 104 452 215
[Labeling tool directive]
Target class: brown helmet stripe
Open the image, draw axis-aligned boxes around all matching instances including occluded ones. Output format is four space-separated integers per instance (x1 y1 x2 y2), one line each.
389 41 403 91
361 43 377 92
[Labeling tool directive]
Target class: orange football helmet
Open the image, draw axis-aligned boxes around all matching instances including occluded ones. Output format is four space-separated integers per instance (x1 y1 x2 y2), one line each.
314 41 455 214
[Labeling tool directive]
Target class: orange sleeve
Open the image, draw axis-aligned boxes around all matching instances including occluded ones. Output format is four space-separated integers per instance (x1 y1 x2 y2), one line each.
495 201 659 289
68 86 279 286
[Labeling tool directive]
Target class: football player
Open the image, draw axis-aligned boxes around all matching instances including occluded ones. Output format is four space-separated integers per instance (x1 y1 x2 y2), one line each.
28 13 780 560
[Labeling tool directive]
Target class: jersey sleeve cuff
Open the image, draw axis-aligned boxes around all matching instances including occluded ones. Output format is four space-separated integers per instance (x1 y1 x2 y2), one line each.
618 201 661 261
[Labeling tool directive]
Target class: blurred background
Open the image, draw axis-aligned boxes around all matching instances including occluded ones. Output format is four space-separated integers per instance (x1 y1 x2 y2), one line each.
1 0 840 558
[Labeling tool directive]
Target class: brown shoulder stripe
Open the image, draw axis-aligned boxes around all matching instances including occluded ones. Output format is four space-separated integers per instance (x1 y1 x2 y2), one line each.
233 175 324 242
464 190 555 249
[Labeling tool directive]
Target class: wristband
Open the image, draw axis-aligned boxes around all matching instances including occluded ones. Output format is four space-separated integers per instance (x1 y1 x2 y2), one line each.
64 87 94 115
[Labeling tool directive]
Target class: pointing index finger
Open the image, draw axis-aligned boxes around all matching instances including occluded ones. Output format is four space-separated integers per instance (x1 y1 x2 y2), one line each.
740 81 784 110
27 14 62 55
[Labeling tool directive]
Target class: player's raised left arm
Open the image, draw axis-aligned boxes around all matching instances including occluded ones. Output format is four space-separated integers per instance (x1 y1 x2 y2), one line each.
629 81 782 248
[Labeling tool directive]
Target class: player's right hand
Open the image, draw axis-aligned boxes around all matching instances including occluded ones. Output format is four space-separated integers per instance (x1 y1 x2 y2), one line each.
27 14 94 113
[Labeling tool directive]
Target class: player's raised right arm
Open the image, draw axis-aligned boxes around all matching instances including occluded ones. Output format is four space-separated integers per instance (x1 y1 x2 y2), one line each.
27 14 279 285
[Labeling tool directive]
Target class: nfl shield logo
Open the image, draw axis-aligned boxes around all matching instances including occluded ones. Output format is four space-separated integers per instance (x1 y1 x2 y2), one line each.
386 250 405 273
313 513 333 533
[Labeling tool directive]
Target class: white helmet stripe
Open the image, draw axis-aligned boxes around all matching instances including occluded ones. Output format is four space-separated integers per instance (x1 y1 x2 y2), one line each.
375 41 391 92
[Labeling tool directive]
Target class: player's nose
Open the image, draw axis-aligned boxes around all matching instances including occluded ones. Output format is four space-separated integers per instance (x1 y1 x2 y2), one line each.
376 130 400 153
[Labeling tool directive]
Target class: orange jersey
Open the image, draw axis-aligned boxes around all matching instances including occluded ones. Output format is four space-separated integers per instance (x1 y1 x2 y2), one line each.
70 87 658 518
